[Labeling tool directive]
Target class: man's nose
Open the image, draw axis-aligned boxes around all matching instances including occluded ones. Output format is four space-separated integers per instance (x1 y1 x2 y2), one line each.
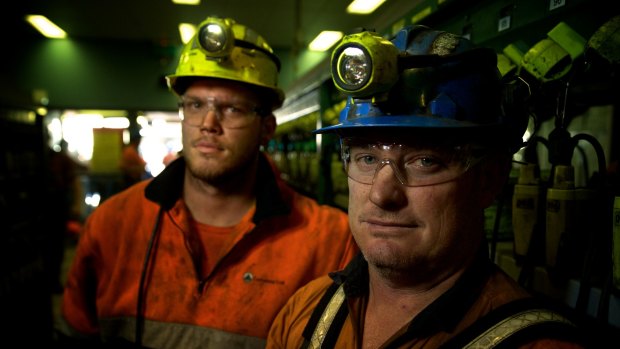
200 106 222 129
374 160 407 186
369 162 408 208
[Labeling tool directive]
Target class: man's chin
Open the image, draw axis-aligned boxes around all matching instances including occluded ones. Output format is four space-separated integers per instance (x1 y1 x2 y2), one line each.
187 160 228 182
364 246 401 267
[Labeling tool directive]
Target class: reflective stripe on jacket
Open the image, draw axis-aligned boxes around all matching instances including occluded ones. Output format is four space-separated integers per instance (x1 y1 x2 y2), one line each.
61 153 358 349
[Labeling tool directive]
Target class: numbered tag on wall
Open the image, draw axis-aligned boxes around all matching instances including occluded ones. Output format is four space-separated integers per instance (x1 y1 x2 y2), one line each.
549 0 566 11
498 5 514 32
498 15 511 32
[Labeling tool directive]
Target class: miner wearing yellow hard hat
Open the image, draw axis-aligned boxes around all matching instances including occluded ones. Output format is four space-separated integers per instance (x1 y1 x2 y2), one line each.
60 16 358 348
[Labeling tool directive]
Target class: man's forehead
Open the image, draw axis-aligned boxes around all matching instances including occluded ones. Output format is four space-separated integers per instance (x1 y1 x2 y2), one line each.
341 130 462 148
183 78 259 99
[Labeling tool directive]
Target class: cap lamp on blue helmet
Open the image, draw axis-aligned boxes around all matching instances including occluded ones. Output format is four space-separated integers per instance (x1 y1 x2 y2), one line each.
316 25 528 153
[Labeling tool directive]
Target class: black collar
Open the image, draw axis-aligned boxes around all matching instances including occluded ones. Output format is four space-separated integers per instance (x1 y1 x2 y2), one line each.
144 153 291 222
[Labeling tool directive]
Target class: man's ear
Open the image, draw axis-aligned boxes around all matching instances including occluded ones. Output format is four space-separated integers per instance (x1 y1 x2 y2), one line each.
260 114 276 146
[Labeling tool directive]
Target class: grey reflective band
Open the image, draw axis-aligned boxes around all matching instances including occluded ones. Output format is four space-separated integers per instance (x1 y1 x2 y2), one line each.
308 285 346 349
463 308 575 348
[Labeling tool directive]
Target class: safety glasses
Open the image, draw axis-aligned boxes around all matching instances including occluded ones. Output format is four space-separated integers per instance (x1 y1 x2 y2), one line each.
341 137 486 187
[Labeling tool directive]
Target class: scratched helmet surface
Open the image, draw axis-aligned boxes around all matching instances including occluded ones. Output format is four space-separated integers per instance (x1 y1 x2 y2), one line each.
166 16 285 109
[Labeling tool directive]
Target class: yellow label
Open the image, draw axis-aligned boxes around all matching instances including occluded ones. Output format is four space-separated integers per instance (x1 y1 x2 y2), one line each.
90 128 123 174
545 189 575 268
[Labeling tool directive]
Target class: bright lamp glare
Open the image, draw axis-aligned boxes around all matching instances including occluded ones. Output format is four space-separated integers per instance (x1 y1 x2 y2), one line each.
309 31 344 52
347 0 387 14
25 15 67 39
179 23 197 44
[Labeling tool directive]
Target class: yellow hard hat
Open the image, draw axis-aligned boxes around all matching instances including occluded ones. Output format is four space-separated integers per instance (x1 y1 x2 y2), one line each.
166 16 285 109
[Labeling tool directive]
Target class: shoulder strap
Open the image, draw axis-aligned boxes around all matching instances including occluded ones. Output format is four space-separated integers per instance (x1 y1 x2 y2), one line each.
301 290 585 349
301 283 348 349
463 308 576 348
442 298 585 349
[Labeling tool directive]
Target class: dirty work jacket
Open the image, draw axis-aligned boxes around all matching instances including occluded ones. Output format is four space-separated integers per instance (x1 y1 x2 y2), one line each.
267 250 586 349
61 153 358 349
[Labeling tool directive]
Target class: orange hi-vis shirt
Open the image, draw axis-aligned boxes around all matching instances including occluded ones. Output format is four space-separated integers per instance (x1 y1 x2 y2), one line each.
267 252 587 349
61 154 358 348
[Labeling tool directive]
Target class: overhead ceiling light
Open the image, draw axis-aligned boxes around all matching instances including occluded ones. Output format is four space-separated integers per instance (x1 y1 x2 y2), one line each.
171 0 201 5
308 31 344 52
25 15 67 39
179 23 197 44
347 0 387 14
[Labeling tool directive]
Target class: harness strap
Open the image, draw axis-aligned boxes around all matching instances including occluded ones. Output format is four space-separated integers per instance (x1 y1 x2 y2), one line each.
302 283 583 349
461 308 575 348
441 297 584 348
301 284 347 349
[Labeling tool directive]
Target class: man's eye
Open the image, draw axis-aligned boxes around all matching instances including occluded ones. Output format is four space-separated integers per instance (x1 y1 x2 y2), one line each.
407 156 446 170
223 105 241 114
184 101 202 110
224 104 249 115
354 154 378 169
418 157 438 167
362 155 377 165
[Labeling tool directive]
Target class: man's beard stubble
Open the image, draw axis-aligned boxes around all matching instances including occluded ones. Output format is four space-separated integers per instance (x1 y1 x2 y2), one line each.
186 149 259 187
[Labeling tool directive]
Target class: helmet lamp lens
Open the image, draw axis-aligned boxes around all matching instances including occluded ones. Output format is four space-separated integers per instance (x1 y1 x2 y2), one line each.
339 47 370 89
200 23 227 52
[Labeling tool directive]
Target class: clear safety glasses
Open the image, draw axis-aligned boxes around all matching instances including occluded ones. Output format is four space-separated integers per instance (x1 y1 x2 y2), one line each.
341 137 485 187
178 96 261 129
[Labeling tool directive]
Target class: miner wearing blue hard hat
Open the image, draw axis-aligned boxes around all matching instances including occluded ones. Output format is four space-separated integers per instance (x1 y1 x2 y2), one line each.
267 25 588 348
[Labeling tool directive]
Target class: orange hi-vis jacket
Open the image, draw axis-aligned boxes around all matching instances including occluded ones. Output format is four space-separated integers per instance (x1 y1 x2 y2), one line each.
267 250 587 349
61 154 358 349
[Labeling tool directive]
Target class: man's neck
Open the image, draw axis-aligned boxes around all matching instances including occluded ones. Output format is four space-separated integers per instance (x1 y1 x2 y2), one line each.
368 264 464 310
183 163 258 227
361 266 466 349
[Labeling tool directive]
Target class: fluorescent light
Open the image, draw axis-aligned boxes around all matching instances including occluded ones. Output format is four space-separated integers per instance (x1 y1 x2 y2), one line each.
179 23 197 44
171 0 201 5
25 15 67 39
347 0 387 14
308 31 343 52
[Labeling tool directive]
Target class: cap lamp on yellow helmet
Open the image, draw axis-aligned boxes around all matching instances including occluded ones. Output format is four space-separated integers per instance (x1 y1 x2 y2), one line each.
166 16 285 110
316 25 528 153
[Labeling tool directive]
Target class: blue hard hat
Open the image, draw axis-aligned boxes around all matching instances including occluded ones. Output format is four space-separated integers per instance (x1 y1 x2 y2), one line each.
316 25 527 150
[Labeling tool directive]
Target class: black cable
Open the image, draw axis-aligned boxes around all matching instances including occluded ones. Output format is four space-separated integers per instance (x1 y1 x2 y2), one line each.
135 207 164 347
570 133 608 318
490 180 508 263
572 133 607 182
